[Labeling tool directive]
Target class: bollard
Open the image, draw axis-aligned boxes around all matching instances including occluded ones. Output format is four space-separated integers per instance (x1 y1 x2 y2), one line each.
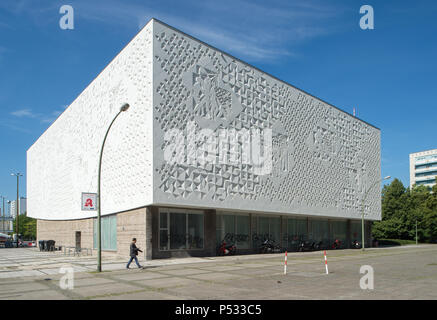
324 250 329 274
284 251 288 275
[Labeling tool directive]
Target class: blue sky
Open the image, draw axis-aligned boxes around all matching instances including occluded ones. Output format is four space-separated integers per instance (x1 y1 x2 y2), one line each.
0 0 436 203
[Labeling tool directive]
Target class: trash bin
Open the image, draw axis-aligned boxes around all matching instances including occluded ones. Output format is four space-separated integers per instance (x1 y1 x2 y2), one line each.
38 240 45 251
43 240 48 251
47 240 56 251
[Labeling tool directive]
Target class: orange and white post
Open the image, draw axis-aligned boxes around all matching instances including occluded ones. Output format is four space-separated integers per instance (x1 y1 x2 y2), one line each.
284 251 288 275
324 250 329 274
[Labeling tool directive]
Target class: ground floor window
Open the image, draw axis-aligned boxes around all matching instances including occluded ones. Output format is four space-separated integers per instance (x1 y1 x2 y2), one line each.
350 220 362 242
216 213 250 249
252 216 281 248
159 209 204 250
310 219 329 247
331 220 347 248
93 215 117 251
286 217 307 250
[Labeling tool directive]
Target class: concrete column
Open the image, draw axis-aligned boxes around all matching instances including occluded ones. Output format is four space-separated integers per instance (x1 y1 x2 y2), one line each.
366 221 372 247
251 214 258 250
145 206 153 260
151 206 159 259
204 209 216 257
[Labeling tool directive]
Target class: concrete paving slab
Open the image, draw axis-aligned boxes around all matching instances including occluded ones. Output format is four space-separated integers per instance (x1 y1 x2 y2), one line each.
196 265 245 272
0 281 48 294
91 290 184 300
102 263 132 271
0 289 68 300
229 267 281 276
187 272 247 282
0 270 44 278
111 271 170 281
158 268 211 276
72 277 117 287
36 268 64 275
137 277 202 289
164 282 253 300
71 282 141 298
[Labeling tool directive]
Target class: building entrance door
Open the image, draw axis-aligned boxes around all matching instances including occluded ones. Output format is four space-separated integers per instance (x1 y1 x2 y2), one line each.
75 231 81 252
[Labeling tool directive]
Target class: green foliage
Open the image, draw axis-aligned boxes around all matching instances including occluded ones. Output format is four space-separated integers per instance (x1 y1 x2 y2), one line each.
12 212 37 240
377 239 417 246
372 177 437 242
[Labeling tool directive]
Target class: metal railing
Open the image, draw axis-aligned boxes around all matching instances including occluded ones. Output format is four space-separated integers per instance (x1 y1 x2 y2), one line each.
63 246 93 256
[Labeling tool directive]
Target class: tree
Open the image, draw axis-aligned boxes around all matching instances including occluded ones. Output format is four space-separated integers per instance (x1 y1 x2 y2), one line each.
12 212 37 240
373 177 437 243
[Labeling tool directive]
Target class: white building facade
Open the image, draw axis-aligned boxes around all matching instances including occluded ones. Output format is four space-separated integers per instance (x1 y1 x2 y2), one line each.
409 149 437 189
27 19 381 259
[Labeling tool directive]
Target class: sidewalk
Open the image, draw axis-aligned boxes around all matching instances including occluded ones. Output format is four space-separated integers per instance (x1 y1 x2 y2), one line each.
0 244 433 279
0 244 436 300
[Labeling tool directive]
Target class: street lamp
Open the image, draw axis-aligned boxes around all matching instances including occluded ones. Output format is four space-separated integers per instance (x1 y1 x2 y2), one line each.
0 195 5 233
361 175 391 252
97 103 130 272
11 173 23 248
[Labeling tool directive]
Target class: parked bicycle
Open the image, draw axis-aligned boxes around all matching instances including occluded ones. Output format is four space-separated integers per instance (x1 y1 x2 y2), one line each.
259 239 282 253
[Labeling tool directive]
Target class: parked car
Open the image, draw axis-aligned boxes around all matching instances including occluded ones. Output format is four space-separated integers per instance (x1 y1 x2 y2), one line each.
19 240 37 247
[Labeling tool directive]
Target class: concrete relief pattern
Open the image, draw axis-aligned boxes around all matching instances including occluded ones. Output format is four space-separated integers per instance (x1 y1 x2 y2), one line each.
152 21 381 220
27 24 154 220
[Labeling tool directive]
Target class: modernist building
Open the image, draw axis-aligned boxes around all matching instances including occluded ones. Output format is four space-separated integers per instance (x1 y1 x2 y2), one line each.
27 19 381 259
409 149 437 189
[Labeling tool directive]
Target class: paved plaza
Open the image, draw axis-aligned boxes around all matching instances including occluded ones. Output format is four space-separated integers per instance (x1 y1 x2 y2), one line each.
0 245 436 299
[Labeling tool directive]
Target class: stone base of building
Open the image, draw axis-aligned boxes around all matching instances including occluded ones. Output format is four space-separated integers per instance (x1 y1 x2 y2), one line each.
36 205 373 261
37 207 152 260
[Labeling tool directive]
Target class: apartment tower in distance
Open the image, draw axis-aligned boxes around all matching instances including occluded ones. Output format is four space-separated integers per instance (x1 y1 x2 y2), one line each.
410 149 437 189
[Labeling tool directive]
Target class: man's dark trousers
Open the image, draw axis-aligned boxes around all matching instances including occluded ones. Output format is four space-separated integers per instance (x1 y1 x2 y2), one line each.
126 256 141 268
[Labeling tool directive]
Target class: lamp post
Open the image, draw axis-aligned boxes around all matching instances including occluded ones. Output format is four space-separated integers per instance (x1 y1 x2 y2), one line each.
11 173 23 248
97 103 130 272
0 195 5 233
361 175 391 252
416 220 418 245
7 200 11 235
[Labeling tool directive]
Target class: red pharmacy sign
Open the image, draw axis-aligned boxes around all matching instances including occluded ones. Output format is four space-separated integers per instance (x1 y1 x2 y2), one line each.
81 193 97 211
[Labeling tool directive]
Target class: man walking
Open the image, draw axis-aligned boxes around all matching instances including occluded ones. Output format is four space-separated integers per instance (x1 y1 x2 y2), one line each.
126 238 143 269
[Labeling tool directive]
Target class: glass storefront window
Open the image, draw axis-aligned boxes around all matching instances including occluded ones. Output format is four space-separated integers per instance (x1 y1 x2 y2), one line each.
170 212 186 250
223 215 235 242
159 209 204 251
270 217 281 243
310 219 329 247
258 217 270 241
93 215 117 251
287 218 307 250
351 221 362 242
254 216 281 248
159 212 169 250
236 215 250 249
188 214 204 249
331 220 347 247
216 213 250 249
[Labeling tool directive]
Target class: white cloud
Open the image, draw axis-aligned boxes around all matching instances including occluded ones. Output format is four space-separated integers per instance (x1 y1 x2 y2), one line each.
10 106 67 125
40 110 65 124
1 0 346 62
10 108 37 118
75 0 345 62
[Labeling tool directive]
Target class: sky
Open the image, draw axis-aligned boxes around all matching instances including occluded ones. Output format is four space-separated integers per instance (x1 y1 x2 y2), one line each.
0 0 436 204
